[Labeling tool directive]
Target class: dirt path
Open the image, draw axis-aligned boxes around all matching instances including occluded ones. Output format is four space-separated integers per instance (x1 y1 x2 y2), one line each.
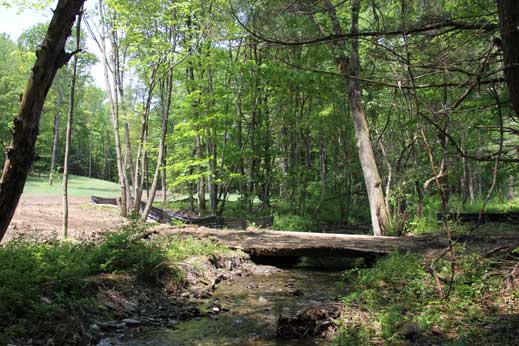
3 195 125 243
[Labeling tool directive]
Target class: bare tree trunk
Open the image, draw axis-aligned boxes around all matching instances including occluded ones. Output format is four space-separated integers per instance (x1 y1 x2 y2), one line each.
88 131 92 177
468 163 475 203
162 148 167 203
62 9 82 238
133 69 158 213
145 153 150 200
124 122 135 194
377 134 392 219
319 128 327 203
141 65 173 221
195 135 206 213
0 0 85 241
497 0 519 118
97 0 128 217
49 91 63 186
462 148 475 204
207 138 218 215
509 175 515 200
322 0 389 235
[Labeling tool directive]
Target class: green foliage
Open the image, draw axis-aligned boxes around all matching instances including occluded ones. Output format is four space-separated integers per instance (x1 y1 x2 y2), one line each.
0 0 514 238
0 222 233 343
336 251 512 345
91 223 167 282
272 213 316 232
165 235 232 262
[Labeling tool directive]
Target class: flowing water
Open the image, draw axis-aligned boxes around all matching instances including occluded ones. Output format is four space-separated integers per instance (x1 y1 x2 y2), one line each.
126 268 346 346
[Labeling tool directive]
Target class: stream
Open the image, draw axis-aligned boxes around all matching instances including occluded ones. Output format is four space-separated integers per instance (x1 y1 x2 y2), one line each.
125 267 346 346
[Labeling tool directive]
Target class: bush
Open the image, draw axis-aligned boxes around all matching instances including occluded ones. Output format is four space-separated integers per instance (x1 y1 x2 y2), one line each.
272 213 316 231
165 235 231 262
0 222 237 343
90 223 167 283
336 250 511 346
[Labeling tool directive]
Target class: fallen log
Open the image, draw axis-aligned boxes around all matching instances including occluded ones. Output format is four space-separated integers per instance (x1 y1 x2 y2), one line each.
155 226 424 257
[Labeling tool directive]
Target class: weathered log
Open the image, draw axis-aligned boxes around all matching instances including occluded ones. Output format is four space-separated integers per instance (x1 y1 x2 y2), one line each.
155 227 424 257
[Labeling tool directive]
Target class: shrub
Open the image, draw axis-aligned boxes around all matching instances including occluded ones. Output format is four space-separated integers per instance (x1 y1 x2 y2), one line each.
336 250 510 345
272 214 316 231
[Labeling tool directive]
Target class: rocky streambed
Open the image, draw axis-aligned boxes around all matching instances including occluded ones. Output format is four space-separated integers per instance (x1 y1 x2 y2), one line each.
87 253 344 346
92 254 347 346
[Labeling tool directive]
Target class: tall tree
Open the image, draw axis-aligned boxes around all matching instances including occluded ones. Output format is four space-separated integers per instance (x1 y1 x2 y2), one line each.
496 0 519 118
0 0 85 242
320 0 389 235
62 7 82 238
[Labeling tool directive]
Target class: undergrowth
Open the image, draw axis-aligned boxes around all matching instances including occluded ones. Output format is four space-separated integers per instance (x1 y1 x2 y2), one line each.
0 222 231 344
335 249 519 346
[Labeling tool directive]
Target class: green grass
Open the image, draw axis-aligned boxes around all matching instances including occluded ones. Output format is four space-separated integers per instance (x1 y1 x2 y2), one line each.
24 174 120 198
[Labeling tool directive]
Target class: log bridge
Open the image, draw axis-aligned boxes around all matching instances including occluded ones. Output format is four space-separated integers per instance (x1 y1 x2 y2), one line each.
92 196 441 259
155 226 433 258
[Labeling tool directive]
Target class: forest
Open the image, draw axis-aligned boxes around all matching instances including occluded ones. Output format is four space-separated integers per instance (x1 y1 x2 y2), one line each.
1 0 519 345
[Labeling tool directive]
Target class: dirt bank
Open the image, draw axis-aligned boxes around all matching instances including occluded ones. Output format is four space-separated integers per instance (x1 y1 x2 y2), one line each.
4 195 125 243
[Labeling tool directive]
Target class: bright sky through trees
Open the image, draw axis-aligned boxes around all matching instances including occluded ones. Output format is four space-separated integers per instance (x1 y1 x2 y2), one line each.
0 2 104 86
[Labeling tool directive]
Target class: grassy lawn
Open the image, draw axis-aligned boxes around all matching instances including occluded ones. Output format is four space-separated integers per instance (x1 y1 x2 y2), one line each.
23 175 120 198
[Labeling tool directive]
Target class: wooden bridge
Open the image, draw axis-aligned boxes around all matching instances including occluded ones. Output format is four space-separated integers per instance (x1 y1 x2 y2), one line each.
154 226 437 258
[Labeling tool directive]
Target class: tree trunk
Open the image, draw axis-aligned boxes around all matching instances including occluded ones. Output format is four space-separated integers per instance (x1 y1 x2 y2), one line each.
62 9 82 238
162 148 167 203
0 0 85 241
468 163 475 203
496 0 519 118
124 122 135 194
509 175 515 200
322 0 389 235
141 67 173 221
133 68 158 214
207 138 218 215
98 0 128 217
88 130 92 177
319 128 327 203
195 135 206 213
141 132 167 220
49 91 63 186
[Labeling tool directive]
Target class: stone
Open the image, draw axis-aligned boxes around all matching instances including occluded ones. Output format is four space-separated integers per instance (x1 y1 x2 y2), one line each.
96 339 112 346
122 318 141 326
397 322 421 340
292 289 304 296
